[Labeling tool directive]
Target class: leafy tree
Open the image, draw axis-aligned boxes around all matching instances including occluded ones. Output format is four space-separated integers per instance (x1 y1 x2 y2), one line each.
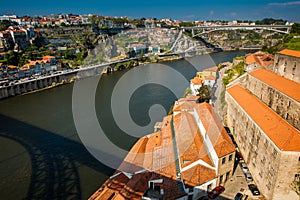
7 51 20 66
0 20 11 31
291 23 300 34
197 85 211 103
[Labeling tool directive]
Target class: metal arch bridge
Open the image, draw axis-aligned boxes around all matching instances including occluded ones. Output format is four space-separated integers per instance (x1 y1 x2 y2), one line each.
182 25 292 36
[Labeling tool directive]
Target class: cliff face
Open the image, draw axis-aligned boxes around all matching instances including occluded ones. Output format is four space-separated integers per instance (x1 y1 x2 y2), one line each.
202 30 283 50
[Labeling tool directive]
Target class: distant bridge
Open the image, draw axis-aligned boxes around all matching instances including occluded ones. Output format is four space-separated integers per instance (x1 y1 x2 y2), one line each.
182 25 292 36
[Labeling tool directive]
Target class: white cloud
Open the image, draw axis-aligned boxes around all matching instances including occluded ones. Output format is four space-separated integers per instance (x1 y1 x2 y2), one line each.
209 10 214 17
268 1 300 6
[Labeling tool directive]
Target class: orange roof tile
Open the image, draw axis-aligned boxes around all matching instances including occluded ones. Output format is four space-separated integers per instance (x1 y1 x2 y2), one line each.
278 49 300 58
249 68 300 102
195 103 236 157
42 55 55 59
8 65 17 69
205 75 216 81
245 53 274 67
173 112 214 168
227 85 300 151
191 77 203 85
182 164 216 187
245 54 256 65
203 66 218 72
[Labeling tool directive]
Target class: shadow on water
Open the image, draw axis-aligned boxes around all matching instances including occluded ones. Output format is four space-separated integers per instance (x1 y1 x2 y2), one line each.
0 114 114 200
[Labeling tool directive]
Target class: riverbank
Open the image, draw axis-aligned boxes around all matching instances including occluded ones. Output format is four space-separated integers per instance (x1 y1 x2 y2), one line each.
0 49 257 100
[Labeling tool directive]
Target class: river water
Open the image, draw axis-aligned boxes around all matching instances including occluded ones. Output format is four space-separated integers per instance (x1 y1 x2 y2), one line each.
0 50 253 199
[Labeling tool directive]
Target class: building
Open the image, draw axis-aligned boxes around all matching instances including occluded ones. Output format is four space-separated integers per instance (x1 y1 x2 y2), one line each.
90 96 235 200
225 67 300 200
195 66 218 88
245 51 274 71
271 49 300 83
190 77 203 95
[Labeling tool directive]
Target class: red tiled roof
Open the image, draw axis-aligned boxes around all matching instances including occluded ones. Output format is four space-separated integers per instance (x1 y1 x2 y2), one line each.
205 75 216 81
278 49 300 58
227 85 300 151
173 112 214 168
182 164 216 187
245 53 274 67
195 103 236 157
203 66 218 72
191 77 203 85
249 68 300 102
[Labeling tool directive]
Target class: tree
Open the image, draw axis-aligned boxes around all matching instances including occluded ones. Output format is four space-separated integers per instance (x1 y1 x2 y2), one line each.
197 84 211 103
0 20 11 31
291 23 300 34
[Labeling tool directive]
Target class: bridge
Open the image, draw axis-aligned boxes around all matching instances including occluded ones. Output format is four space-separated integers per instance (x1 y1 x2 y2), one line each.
182 25 292 36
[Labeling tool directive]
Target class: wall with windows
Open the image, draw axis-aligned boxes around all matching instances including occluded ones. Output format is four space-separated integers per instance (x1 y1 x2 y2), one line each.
217 153 235 186
226 92 300 200
243 74 300 131
272 54 300 84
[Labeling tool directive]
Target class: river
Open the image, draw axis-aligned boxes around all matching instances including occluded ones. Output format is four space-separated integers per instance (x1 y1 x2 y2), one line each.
0 50 254 200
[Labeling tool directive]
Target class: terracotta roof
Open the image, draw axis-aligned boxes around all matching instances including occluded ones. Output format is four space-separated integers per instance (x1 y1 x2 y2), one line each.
173 100 196 113
278 49 300 58
89 172 130 200
195 103 236 157
203 66 218 72
91 98 235 199
182 164 216 187
249 68 300 102
42 55 55 59
245 53 274 67
205 75 216 81
191 77 203 85
227 85 300 151
173 112 214 168
8 65 17 69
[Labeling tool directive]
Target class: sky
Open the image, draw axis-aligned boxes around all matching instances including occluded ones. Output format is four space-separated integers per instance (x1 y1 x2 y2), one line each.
1 0 300 22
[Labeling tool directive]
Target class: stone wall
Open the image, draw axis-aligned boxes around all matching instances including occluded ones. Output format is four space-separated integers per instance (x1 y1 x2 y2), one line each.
271 54 300 83
217 152 235 186
242 74 300 131
225 92 300 200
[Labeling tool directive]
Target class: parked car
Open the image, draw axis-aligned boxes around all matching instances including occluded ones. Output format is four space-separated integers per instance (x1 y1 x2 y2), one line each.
245 172 253 182
236 151 244 161
207 186 225 199
234 192 243 200
240 162 249 173
248 184 260 195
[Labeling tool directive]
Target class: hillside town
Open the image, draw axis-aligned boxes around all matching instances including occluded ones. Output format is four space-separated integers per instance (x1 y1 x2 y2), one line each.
0 10 300 200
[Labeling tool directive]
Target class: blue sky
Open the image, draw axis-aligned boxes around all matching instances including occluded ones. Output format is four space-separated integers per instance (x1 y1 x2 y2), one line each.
1 0 300 21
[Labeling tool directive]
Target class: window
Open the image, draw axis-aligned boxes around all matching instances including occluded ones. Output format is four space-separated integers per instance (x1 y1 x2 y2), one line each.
229 154 233 161
273 148 278 157
222 157 226 164
286 113 289 120
207 184 212 192
220 175 223 183
269 167 275 176
264 139 268 148
295 174 300 182
226 171 231 181
266 181 272 190
261 156 266 164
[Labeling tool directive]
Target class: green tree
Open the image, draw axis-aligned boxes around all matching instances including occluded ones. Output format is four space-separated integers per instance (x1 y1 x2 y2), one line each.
197 85 211 103
291 23 300 34
0 20 11 31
